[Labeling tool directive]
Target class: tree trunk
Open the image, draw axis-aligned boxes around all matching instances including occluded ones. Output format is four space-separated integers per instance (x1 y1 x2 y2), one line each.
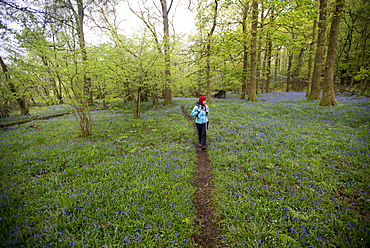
152 82 159 108
0 56 29 115
160 0 173 105
261 51 266 93
320 0 345 106
306 20 317 97
133 87 141 117
256 2 265 94
309 0 328 100
56 72 65 104
205 0 218 102
274 52 280 90
285 51 293 92
75 0 93 107
248 0 258 102
41 55 64 104
66 0 93 137
241 2 249 100
265 33 272 92
241 51 248 99
205 41 212 100
292 47 304 91
265 9 274 93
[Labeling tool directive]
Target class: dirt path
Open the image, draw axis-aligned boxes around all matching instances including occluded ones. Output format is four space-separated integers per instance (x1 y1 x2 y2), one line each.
181 105 220 248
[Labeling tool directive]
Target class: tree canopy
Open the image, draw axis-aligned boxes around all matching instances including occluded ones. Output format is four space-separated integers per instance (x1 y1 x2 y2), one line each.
0 0 369 120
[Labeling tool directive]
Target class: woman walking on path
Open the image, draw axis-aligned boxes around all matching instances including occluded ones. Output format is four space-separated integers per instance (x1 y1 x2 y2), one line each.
191 96 209 150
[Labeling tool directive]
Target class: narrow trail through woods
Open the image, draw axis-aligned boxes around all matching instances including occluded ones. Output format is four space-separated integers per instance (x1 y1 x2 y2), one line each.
181 105 220 248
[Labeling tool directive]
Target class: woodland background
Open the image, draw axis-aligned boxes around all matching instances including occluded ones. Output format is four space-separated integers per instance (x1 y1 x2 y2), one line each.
0 0 369 136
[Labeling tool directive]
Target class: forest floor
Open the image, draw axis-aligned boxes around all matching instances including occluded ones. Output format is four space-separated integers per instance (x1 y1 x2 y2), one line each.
181 105 221 247
1 94 369 246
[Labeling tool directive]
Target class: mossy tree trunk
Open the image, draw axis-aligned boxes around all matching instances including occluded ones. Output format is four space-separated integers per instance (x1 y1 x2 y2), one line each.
309 0 328 100
320 0 345 106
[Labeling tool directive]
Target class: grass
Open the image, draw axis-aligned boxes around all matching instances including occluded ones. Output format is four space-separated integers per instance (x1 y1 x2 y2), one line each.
200 92 370 247
1 92 369 247
1 100 196 247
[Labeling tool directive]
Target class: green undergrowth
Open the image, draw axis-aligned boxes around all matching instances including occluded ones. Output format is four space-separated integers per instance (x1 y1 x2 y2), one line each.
1 92 369 247
0 99 197 247
195 92 370 247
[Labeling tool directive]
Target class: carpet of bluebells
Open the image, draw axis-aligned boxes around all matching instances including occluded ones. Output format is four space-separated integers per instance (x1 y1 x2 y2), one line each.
0 101 196 247
202 92 370 247
1 92 369 247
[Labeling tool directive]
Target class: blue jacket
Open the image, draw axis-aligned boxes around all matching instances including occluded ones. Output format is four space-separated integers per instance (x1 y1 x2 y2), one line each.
191 104 209 124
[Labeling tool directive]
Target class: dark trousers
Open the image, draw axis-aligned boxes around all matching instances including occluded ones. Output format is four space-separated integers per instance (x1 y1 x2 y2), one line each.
196 123 207 147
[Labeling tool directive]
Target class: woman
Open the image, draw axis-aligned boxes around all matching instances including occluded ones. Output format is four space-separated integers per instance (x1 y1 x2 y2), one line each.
191 96 209 150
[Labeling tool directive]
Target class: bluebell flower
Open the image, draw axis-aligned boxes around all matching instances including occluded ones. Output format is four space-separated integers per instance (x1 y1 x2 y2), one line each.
300 225 308 237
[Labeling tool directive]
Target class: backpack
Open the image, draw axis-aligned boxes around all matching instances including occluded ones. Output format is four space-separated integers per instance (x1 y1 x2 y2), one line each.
194 101 209 130
195 101 207 111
